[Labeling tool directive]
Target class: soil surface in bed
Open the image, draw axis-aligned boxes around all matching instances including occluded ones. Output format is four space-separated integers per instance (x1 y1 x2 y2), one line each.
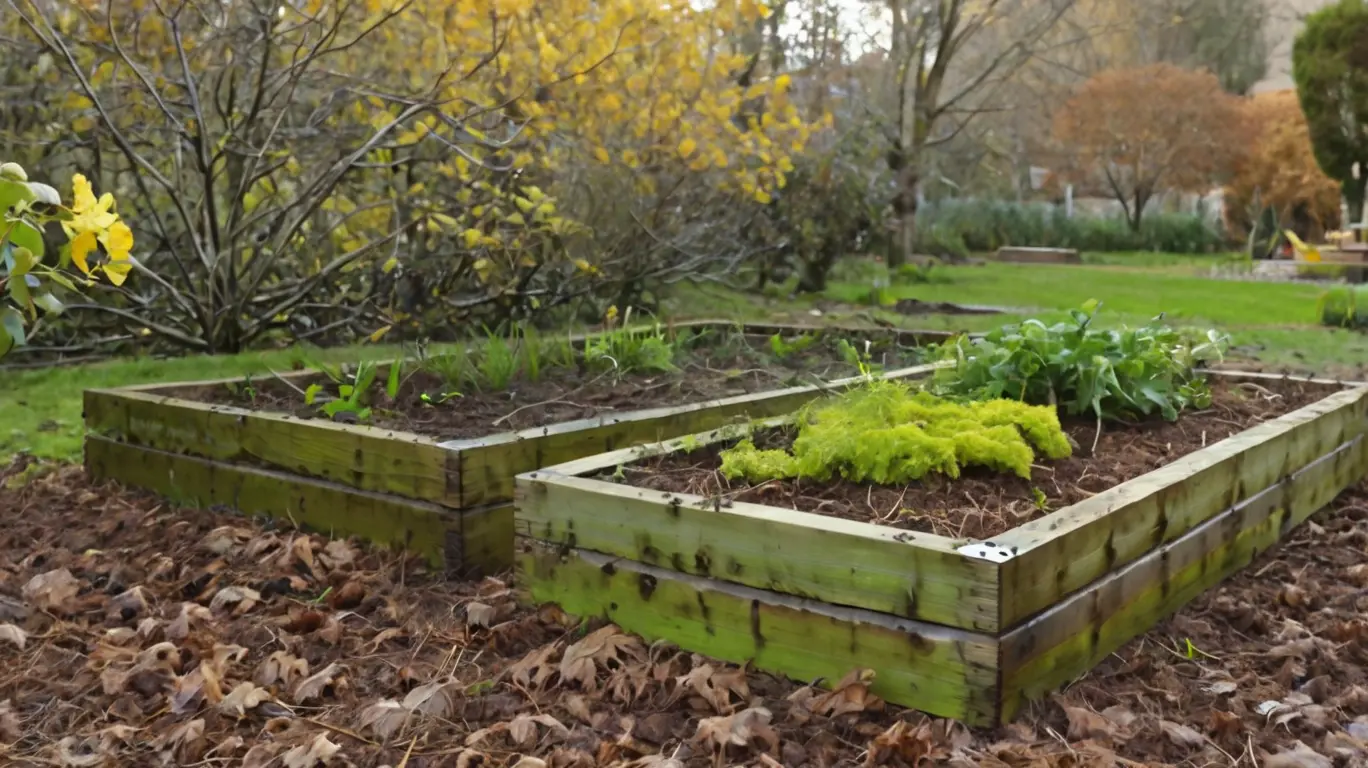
186 333 930 441
620 377 1342 540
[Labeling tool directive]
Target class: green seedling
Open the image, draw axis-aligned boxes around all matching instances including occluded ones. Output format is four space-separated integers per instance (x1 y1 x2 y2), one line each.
769 332 818 359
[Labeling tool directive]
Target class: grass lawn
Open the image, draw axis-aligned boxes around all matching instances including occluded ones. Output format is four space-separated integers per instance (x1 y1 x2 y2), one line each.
4 257 1364 464
825 260 1368 375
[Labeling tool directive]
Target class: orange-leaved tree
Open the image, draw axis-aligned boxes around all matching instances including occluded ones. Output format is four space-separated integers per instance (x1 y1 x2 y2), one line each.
1052 63 1249 230
1225 89 1341 250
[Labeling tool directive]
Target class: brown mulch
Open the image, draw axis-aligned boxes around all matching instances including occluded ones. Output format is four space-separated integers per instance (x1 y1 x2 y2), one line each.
5 459 1368 767
625 377 1336 540
183 334 929 442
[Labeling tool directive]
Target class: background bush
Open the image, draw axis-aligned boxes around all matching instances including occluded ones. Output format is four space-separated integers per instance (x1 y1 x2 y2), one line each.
913 199 1231 257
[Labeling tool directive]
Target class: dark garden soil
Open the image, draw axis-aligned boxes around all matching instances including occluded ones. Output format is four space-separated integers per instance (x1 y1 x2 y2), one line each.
623 377 1339 540
7 457 1368 766
186 333 931 442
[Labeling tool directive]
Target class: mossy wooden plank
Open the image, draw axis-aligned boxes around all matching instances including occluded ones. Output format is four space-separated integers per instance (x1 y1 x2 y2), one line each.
450 363 941 507
518 546 1000 725
997 435 1368 720
994 386 1368 629
457 502 515 577
84 434 462 569
85 389 459 506
516 474 998 631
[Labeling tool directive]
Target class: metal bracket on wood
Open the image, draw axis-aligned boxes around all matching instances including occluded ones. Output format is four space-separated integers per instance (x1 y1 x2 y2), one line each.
957 541 1017 563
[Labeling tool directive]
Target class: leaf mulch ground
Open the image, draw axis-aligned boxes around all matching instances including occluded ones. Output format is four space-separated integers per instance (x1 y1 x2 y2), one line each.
4 457 1368 767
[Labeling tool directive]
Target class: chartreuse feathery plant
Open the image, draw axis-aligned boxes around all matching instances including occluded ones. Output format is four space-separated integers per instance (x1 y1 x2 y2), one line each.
720 380 1072 484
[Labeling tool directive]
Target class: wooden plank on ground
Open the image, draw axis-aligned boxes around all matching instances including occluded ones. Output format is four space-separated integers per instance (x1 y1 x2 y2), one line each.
518 546 1001 725
85 389 459 506
516 473 999 631
997 435 1368 720
994 386 1368 629
82 435 481 572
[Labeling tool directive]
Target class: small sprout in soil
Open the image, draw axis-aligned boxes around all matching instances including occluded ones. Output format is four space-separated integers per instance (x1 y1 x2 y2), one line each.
1031 487 1050 512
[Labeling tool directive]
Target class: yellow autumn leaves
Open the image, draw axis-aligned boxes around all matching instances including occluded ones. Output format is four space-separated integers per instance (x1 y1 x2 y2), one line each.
64 174 134 286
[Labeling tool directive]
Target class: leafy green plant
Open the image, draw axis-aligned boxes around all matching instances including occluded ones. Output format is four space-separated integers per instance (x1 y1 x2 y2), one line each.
892 260 943 285
385 358 402 399
769 332 819 359
719 380 1072 484
1317 285 1368 328
321 360 377 421
478 328 520 390
584 307 677 374
931 301 1227 424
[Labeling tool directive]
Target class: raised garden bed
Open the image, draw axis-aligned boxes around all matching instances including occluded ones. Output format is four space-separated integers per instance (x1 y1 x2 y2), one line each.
515 368 1368 725
84 321 946 576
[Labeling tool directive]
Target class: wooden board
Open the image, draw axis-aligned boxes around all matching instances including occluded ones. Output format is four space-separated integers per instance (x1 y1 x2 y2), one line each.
445 363 940 507
993 384 1368 629
993 247 1081 264
998 435 1368 720
84 435 512 575
519 546 1001 725
516 473 998 631
84 388 460 505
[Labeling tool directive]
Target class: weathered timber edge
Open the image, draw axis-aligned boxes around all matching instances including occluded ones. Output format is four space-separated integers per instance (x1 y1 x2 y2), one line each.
84 388 461 505
518 545 1001 725
997 435 1368 720
451 362 938 507
84 434 513 575
993 382 1368 629
516 472 997 631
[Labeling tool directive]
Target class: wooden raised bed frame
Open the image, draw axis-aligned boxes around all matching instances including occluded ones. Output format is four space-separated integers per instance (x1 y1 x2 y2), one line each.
83 321 948 576
515 371 1368 725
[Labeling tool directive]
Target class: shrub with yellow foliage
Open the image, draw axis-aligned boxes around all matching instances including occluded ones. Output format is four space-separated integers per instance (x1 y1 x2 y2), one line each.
6 0 822 352
0 162 134 357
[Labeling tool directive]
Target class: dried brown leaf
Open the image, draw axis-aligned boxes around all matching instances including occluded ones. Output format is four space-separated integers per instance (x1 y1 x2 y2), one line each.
1264 742 1333 768
0 699 18 743
293 662 344 703
508 714 570 748
281 733 341 768
55 736 103 766
466 601 499 628
0 623 26 650
401 680 458 717
209 585 261 615
561 626 641 689
256 651 310 687
220 681 271 717
22 568 80 612
201 526 253 555
1062 705 1123 743
809 668 881 717
358 700 409 739
106 587 149 622
695 707 779 754
155 718 206 763
510 644 559 690
509 758 548 768
320 539 357 570
1159 720 1206 749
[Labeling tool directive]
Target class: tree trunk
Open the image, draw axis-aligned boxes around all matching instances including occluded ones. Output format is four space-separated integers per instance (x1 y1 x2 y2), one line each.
1347 178 1366 226
890 171 919 269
